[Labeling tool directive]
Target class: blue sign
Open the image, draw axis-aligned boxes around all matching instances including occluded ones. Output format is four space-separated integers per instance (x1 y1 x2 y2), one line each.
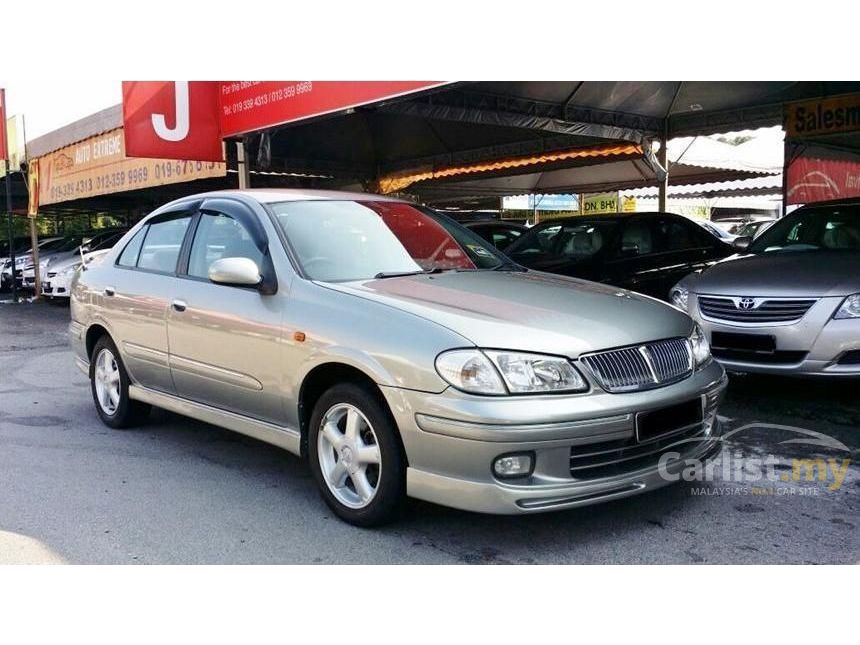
502 194 579 211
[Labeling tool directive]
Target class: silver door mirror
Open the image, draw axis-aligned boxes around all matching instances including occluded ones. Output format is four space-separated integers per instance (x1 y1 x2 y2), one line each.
208 257 262 287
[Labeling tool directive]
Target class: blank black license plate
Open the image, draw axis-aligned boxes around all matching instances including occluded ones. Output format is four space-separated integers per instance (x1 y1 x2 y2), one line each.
711 331 775 353
636 399 703 442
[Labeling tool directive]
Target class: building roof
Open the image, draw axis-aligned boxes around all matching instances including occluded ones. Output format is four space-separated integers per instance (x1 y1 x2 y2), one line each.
27 104 122 158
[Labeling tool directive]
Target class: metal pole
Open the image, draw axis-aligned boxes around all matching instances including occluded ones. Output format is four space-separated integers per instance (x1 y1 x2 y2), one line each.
781 139 789 218
5 166 16 302
29 216 41 299
236 139 250 189
658 127 669 212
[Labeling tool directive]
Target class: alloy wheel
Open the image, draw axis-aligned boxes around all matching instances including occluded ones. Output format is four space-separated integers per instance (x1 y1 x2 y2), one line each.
316 403 382 509
94 348 121 415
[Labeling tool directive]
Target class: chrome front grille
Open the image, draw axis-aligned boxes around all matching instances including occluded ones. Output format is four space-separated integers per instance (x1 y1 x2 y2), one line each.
699 296 817 323
581 337 692 393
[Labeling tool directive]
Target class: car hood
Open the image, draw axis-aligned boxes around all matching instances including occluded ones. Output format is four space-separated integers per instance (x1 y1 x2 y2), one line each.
321 270 692 357
691 250 860 297
45 255 76 272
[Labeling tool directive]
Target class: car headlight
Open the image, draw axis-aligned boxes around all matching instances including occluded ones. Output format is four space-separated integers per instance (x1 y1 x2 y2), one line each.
435 349 587 395
61 263 81 277
834 294 860 319
689 323 711 368
670 286 689 311
15 257 27 266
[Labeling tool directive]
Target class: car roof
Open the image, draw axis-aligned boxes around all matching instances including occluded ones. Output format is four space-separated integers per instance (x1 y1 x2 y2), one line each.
794 197 860 209
184 188 406 205
529 211 682 227
463 220 526 228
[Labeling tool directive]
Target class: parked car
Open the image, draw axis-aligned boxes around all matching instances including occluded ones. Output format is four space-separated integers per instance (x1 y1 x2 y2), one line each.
462 220 527 251
694 219 737 243
70 190 725 526
713 215 776 236
21 229 125 290
3 236 71 289
42 249 112 299
504 212 733 300
0 236 32 290
733 219 775 239
670 198 860 376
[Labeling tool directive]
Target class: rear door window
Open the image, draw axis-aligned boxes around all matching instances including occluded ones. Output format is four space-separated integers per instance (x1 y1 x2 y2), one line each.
117 228 148 267
136 217 191 274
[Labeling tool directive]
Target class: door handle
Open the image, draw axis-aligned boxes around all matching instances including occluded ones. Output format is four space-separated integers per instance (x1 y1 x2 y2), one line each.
104 286 115 297
172 299 187 312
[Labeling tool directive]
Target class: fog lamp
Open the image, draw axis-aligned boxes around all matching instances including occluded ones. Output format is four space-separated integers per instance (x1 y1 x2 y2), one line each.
493 453 534 479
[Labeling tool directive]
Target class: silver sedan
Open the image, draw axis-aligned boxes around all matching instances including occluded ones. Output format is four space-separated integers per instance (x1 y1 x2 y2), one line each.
671 199 860 376
70 189 726 526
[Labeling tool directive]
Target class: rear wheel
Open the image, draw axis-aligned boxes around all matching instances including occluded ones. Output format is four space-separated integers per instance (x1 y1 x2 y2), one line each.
90 335 150 429
308 383 405 526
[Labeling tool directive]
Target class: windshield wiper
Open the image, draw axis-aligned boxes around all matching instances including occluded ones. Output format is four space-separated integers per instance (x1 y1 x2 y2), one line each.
491 260 526 272
373 268 445 279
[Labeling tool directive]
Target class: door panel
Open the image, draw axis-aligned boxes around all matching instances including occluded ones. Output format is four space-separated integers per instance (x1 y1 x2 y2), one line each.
102 217 192 392
101 270 177 392
166 207 286 424
166 283 285 423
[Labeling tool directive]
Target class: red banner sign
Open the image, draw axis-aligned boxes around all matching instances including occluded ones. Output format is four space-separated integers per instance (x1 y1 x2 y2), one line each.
786 154 860 204
122 81 224 162
218 81 445 137
122 80 444 161
0 88 8 161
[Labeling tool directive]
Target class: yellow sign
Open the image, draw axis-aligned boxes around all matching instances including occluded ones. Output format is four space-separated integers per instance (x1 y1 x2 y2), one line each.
0 114 25 175
38 127 227 206
27 158 39 217
785 94 860 139
582 192 619 215
621 195 637 213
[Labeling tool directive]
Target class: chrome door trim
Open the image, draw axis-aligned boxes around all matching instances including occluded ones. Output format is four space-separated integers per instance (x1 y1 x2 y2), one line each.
122 341 170 368
168 354 264 391
128 384 300 455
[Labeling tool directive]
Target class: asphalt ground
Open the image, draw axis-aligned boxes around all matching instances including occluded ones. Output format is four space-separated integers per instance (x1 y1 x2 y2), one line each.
0 301 857 564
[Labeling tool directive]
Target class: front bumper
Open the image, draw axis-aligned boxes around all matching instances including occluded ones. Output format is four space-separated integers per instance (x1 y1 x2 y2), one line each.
691 294 860 376
381 360 727 514
42 272 71 298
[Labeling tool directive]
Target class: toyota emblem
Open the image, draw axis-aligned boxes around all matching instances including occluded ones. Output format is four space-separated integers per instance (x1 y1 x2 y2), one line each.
737 297 756 310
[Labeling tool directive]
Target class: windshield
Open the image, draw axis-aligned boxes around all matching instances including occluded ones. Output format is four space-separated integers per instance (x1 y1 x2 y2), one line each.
269 200 508 281
506 220 619 261
748 205 860 254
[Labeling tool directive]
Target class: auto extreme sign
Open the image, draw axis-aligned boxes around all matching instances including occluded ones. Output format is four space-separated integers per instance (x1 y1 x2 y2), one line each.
121 81 445 161
38 127 226 206
785 94 860 139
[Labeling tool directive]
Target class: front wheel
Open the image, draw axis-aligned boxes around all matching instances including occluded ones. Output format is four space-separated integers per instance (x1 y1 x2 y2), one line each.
90 335 150 429
308 384 405 527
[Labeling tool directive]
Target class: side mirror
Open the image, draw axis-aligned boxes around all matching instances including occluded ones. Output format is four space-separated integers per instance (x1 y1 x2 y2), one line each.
732 236 753 252
208 257 262 287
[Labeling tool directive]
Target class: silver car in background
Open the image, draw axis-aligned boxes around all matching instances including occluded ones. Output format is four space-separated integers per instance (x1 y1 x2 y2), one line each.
671 199 860 376
70 189 726 526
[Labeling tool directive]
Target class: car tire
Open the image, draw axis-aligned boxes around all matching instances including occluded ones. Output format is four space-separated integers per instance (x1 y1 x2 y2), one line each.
308 383 405 527
90 335 150 429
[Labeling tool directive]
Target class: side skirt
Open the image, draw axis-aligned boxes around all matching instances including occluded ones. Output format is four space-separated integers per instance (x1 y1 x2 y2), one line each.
128 384 302 457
